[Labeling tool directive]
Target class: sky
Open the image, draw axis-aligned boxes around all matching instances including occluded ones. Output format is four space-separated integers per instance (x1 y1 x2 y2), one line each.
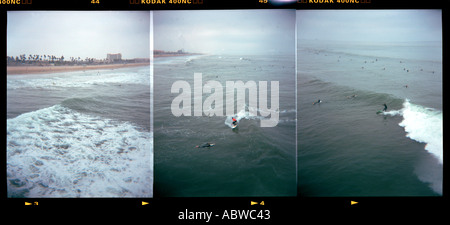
153 10 295 55
7 11 150 60
8 10 441 59
297 10 442 43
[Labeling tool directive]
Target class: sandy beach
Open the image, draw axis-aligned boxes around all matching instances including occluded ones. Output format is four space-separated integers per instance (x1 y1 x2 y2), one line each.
7 54 201 75
7 62 150 75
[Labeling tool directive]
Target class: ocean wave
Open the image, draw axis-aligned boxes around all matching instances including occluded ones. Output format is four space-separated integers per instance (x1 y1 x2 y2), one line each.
399 100 443 164
383 99 443 164
7 105 153 197
224 108 264 128
280 109 296 114
7 67 149 90
154 54 206 65
223 104 282 128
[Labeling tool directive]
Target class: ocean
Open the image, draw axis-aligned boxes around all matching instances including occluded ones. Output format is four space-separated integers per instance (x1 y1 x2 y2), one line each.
297 40 443 196
154 54 297 197
7 66 153 198
7 42 440 198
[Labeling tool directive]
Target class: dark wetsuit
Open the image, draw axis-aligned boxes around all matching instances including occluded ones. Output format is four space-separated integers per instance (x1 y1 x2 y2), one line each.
313 99 322 105
197 143 214 148
383 104 388 111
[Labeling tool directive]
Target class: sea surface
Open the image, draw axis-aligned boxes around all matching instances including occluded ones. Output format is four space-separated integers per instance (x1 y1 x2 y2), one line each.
154 54 297 197
297 40 443 196
7 65 153 198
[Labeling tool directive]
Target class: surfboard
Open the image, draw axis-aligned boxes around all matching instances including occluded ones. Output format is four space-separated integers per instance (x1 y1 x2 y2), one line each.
376 110 383 114
232 124 238 129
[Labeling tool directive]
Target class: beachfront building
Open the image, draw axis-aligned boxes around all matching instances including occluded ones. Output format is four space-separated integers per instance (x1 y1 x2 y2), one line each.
154 50 165 55
107 53 122 63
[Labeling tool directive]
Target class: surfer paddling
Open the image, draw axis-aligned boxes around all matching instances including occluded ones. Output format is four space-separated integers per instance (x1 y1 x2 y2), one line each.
313 99 322 105
195 142 215 148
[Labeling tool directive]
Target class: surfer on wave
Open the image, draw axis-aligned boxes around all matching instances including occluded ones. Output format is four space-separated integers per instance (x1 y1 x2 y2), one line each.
383 103 388 112
313 99 322 105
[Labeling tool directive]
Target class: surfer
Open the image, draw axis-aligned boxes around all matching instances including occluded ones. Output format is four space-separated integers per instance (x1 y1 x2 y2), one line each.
383 103 388 112
196 142 215 148
313 99 322 105
232 117 237 126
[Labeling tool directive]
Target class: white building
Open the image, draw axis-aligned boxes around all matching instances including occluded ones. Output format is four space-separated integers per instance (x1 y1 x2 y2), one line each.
107 53 122 62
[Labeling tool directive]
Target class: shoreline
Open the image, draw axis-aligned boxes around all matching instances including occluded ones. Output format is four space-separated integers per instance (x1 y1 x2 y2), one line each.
7 53 203 75
7 62 150 75
154 53 203 58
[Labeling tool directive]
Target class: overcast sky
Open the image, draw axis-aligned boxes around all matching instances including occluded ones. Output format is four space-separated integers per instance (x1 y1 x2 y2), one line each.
154 10 295 55
8 10 440 59
7 11 150 59
297 10 442 43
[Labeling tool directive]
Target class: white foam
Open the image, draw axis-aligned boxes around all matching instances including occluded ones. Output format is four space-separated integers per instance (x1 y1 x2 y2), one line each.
7 67 149 90
224 106 266 128
397 100 443 164
280 109 296 114
7 105 153 197
154 54 206 65
382 110 402 116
